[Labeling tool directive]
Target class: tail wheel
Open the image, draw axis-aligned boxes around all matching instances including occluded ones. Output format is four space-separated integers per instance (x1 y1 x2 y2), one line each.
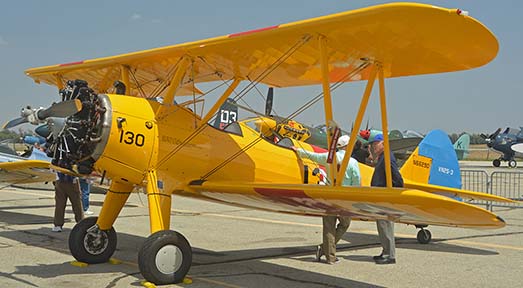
508 160 517 168
493 159 501 167
69 217 117 263
138 230 192 285
416 229 432 244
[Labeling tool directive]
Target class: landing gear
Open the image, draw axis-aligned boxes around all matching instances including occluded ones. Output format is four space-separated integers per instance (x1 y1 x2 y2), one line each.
415 225 432 244
508 160 517 168
69 217 117 263
138 230 192 285
493 159 501 167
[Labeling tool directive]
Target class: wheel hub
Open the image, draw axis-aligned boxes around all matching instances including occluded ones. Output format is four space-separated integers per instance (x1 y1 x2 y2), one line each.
155 245 183 274
83 226 109 255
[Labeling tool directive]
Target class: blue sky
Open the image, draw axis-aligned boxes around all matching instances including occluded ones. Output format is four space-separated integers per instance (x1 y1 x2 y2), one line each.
1 0 521 134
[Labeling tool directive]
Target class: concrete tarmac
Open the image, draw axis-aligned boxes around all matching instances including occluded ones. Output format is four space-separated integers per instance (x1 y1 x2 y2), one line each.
0 185 522 288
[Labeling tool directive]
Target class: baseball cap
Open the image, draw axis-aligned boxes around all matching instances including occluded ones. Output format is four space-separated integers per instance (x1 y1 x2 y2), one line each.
336 135 350 148
369 133 384 143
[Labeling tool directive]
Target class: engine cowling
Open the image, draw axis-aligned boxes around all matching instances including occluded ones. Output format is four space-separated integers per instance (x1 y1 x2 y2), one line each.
47 80 158 185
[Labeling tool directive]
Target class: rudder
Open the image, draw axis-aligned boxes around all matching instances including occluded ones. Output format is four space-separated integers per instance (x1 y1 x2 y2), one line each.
400 129 461 189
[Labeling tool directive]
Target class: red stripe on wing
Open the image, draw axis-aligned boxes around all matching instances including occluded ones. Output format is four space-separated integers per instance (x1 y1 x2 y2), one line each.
229 25 279 38
59 61 84 67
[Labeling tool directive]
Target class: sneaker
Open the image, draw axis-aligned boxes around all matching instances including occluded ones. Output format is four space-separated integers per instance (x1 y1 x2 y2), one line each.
84 210 94 215
326 257 340 265
52 226 62 232
315 245 323 262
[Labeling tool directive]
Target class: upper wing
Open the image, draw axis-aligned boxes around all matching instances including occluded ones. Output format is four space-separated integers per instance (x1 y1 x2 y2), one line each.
0 160 55 184
186 181 506 229
25 3 497 97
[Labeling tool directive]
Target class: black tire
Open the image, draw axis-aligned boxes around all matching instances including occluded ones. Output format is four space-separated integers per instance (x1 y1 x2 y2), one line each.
417 229 432 244
138 230 192 285
493 159 501 167
69 217 117 264
508 160 517 168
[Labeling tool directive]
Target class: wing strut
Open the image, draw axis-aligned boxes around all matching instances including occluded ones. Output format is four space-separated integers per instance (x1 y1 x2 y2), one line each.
378 65 393 188
318 35 337 185
120 65 130 95
199 78 241 127
336 63 377 185
157 56 191 118
55 75 64 90
336 63 392 188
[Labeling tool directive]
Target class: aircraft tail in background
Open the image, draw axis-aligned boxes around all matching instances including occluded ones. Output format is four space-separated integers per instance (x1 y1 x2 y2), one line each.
453 133 470 160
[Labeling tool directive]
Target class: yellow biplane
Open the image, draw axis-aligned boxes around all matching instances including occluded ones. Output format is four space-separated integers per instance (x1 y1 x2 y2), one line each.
2 3 514 285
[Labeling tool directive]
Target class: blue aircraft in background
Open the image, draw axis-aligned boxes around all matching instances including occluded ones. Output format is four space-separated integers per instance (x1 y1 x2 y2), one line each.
482 127 523 168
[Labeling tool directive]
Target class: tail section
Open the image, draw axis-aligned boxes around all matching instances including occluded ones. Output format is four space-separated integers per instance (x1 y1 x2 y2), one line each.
401 130 517 203
453 133 470 160
401 129 461 189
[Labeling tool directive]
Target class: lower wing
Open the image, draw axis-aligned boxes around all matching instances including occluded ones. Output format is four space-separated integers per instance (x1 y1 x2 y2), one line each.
0 160 55 184
185 181 506 229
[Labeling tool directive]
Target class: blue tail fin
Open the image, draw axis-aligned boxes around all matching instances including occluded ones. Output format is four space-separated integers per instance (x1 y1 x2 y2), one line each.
401 129 461 190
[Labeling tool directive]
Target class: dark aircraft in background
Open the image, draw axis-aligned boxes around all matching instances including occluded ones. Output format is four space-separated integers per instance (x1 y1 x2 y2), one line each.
482 127 523 168
357 129 470 161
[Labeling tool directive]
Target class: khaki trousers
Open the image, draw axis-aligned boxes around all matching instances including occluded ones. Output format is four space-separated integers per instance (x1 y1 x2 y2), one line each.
322 216 351 262
53 180 84 227
376 219 395 258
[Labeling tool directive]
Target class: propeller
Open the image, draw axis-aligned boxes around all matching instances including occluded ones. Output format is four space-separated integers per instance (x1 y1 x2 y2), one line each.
481 127 502 147
3 116 29 130
265 87 274 116
3 99 82 129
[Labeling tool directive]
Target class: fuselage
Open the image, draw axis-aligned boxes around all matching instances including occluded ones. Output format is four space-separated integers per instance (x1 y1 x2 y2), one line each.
89 94 320 193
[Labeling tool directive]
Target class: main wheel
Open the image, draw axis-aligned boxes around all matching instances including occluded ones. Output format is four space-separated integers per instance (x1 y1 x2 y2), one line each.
493 159 501 167
69 217 117 263
416 229 432 244
508 160 517 168
138 230 192 285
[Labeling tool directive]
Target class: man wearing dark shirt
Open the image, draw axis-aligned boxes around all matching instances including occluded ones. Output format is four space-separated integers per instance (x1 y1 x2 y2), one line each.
368 133 403 264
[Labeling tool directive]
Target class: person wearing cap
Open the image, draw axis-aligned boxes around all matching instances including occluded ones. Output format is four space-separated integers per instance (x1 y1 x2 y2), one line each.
367 133 404 264
291 135 360 264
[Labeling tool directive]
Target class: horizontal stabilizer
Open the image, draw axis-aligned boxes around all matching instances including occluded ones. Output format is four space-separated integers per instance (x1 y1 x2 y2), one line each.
403 179 516 203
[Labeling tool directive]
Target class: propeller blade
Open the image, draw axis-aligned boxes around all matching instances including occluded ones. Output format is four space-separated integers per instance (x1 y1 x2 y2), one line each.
37 99 82 119
489 128 502 139
3 117 28 129
265 87 274 116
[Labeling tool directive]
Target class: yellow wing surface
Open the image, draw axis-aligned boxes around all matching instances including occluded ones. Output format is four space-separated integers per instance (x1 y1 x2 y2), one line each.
25 3 497 96
187 181 505 229
403 180 517 203
0 160 55 184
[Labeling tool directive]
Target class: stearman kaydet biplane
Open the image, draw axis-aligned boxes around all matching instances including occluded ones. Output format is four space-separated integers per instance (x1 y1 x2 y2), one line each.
0 3 514 285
